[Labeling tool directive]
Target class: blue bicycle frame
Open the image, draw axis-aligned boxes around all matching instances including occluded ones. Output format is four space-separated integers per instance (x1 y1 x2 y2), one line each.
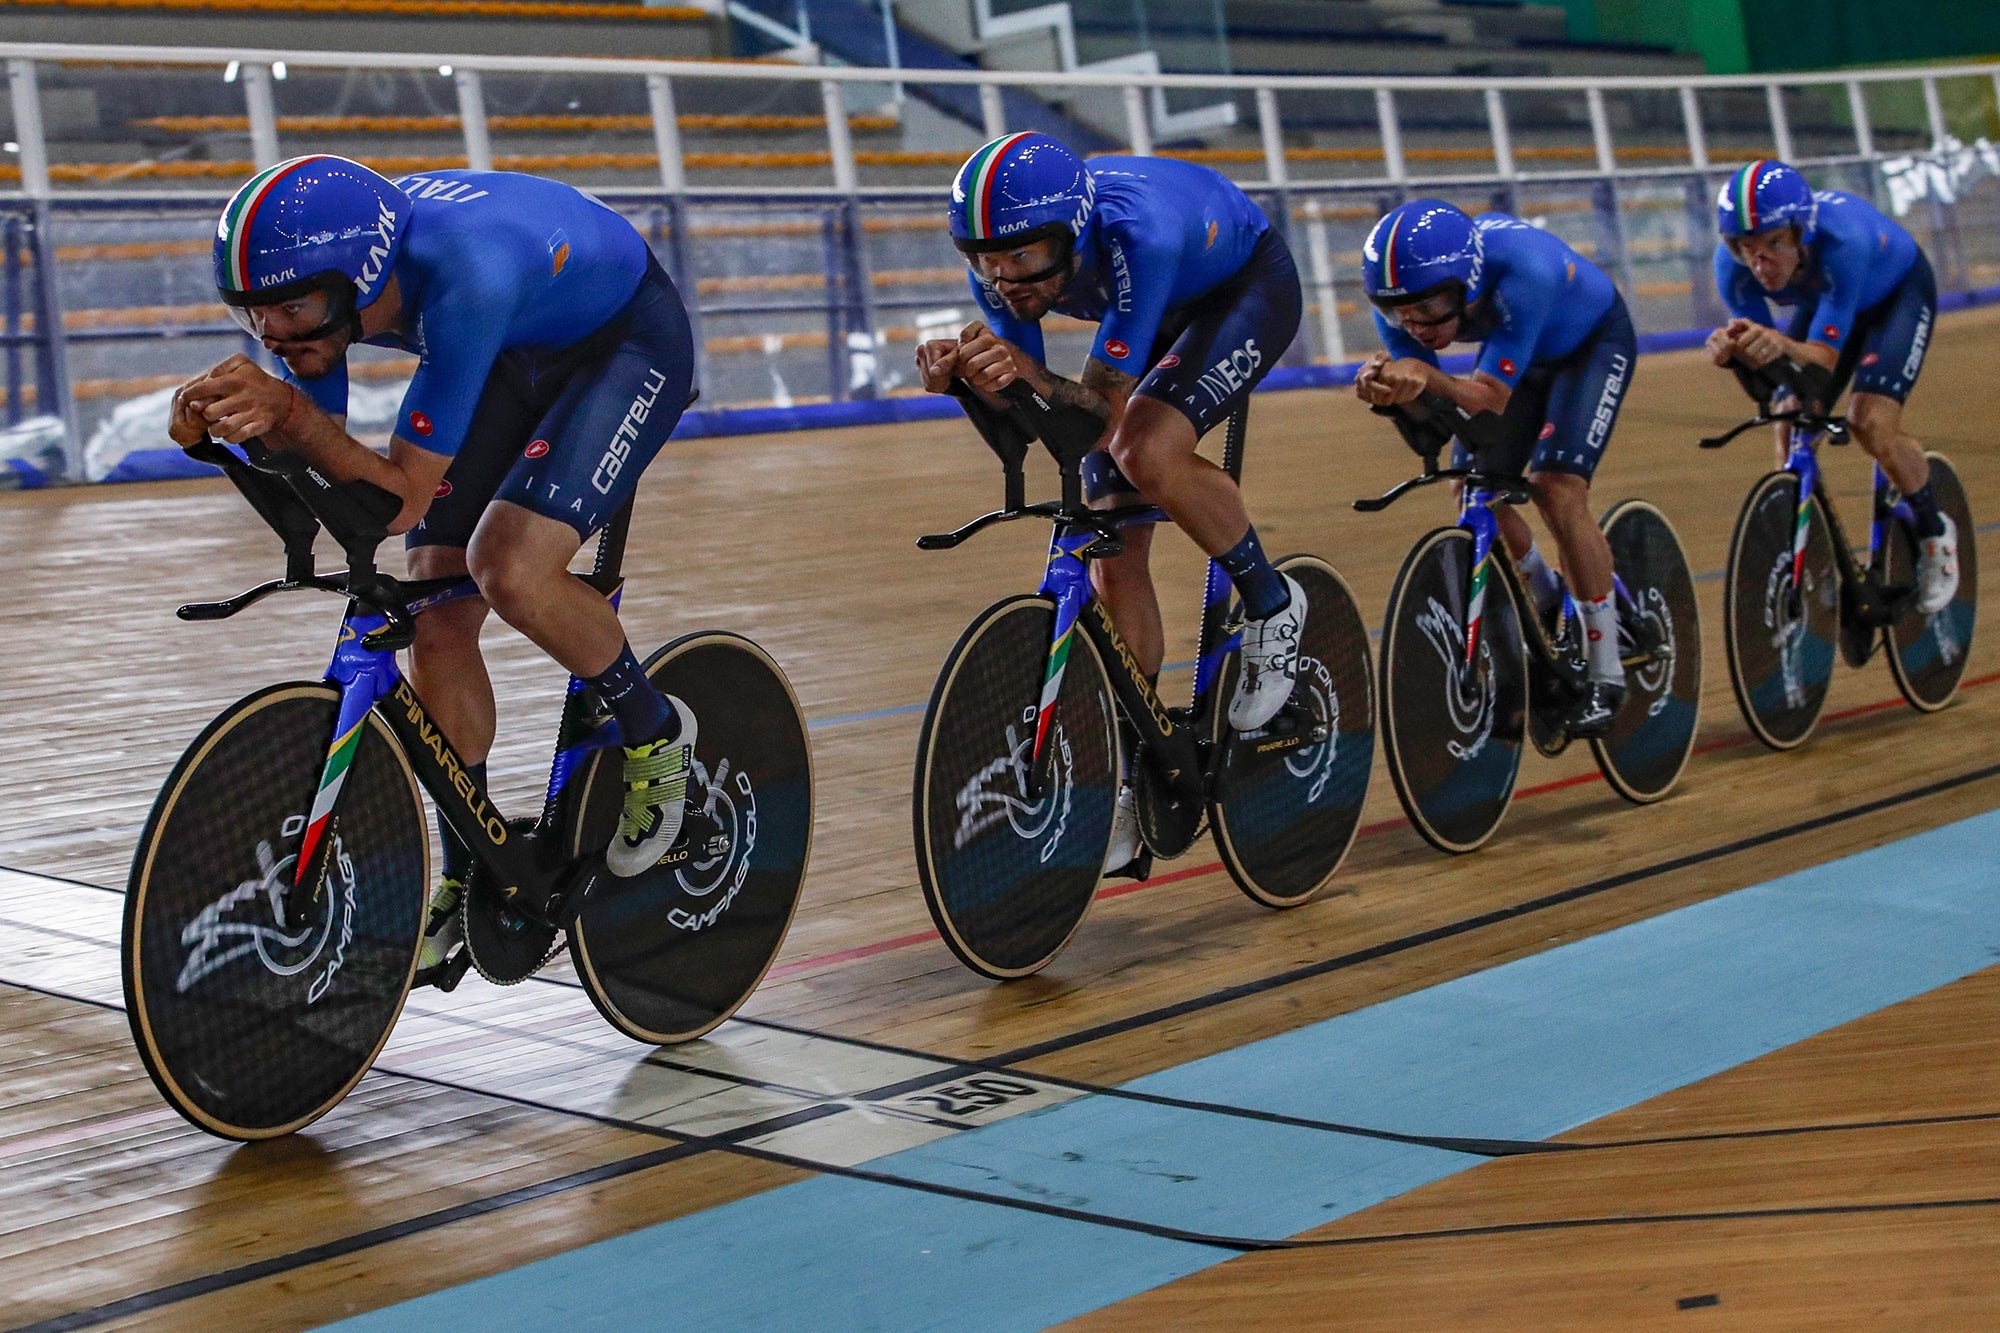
1026 513 1243 786
297 577 629 907
1778 423 1916 607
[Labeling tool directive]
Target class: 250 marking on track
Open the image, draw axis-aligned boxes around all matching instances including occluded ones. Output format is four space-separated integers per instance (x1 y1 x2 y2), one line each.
886 1075 1050 1122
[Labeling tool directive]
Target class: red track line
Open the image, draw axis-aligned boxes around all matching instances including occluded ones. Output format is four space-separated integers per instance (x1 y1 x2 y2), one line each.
766 669 2000 981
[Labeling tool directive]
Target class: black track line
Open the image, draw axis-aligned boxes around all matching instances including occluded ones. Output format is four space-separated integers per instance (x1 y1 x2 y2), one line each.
1265 1193 2000 1249
1 1139 707 1333
1573 1107 2000 1152
984 757 2000 1066
9 761 1999 1329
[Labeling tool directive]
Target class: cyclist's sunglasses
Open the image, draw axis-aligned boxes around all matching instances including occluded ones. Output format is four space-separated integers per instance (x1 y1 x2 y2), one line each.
1724 228 1799 261
966 239 1072 288
1383 290 1462 330
223 274 356 343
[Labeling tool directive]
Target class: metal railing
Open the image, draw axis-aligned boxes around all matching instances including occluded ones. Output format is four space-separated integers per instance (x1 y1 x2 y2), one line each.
5 40 2000 477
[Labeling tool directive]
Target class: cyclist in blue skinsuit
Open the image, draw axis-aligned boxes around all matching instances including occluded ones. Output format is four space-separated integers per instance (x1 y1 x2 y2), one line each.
169 156 700 975
1355 200 1635 736
915 132 1307 874
1705 159 1958 613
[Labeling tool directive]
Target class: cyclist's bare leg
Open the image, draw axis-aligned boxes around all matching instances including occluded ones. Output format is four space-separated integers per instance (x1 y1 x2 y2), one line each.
1107 396 1253 557
466 501 628 678
1847 392 1930 494
1492 497 1535 564
406 543 496 766
1088 519 1164 677
1528 470 1612 601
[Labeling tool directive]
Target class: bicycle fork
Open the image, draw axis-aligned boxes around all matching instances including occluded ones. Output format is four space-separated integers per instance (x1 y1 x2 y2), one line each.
1460 494 1501 669
293 608 407 893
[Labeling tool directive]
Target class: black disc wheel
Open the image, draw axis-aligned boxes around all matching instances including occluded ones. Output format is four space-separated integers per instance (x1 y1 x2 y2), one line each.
1379 528 1528 855
914 594 1119 979
568 633 813 1044
123 683 427 1140
1209 554 1375 907
1884 452 1977 713
1591 500 1703 803
1723 471 1839 750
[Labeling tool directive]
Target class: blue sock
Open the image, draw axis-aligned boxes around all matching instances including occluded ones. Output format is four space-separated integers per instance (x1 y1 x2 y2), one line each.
437 761 485 886
590 643 678 748
1216 526 1290 621
1905 483 1946 539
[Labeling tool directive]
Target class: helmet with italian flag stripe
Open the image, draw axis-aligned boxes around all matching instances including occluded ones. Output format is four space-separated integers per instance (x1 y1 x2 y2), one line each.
1360 199 1486 311
947 132 1095 255
1716 159 1817 246
212 154 412 339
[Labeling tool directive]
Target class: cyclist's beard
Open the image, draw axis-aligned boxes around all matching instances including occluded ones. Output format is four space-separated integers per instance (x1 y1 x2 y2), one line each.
1000 279 1064 322
271 331 352 381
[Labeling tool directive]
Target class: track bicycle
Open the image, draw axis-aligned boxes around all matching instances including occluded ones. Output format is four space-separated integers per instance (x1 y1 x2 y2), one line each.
123 438 813 1140
912 380 1375 980
1357 397 1702 854
1706 358 1977 749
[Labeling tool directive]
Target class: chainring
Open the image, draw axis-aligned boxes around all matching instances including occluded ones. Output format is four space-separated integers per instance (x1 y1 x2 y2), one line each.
1527 606 1583 758
459 819 563 985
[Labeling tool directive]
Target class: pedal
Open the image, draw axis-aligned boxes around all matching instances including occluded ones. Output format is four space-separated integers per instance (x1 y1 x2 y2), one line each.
1232 698 1325 756
1106 849 1153 883
415 945 474 993
462 846 562 986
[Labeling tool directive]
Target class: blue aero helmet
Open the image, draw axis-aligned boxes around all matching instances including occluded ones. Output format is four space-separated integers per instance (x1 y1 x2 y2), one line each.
948 132 1095 276
1716 159 1818 246
213 154 413 341
1361 199 1487 318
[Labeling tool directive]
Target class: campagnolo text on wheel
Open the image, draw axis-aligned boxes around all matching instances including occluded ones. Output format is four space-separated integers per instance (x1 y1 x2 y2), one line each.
125 157 813 1140
1351 199 1702 854
907 134 1376 979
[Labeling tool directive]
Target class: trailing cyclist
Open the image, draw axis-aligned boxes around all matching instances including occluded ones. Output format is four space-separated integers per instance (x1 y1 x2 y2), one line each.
1355 200 1635 738
1705 158 1958 614
168 155 702 976
915 132 1308 874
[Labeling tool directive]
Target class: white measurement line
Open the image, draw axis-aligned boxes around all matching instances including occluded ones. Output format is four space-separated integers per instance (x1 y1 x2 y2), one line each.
0 868 1078 1168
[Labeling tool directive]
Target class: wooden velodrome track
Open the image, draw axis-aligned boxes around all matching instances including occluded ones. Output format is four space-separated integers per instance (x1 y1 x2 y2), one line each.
5 306 2000 1330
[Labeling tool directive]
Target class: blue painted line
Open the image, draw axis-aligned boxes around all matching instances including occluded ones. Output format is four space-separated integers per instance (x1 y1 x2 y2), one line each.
336 807 2000 1333
806 701 925 731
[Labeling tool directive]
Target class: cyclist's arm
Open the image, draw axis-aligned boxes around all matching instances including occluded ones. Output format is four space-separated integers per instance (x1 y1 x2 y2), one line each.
282 403 451 534
1359 311 1508 414
954 324 1126 438
172 353 443 531
1034 355 1131 438
1710 244 1837 374
1418 367 1509 417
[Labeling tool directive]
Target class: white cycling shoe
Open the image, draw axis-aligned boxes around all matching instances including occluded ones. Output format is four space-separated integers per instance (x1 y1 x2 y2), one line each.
1227 574 1307 732
1103 783 1141 874
606 697 698 878
1915 513 1960 616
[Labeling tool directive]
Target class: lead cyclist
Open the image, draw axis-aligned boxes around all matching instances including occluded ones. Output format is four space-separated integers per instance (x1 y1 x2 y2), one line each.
169 156 702 979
